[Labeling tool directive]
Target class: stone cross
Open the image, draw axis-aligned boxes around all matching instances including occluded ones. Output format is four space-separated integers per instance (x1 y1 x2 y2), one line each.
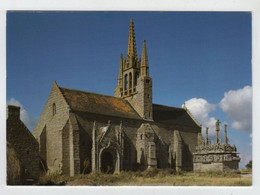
206 127 209 145
224 124 228 145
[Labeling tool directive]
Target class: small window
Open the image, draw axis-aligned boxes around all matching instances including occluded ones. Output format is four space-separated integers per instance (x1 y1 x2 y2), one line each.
129 72 132 89
52 103 56 116
26 151 29 155
147 94 150 98
134 72 139 86
146 79 150 83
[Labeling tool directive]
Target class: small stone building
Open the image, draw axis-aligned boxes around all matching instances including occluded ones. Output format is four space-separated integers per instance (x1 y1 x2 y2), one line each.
193 121 240 172
7 105 39 184
33 19 202 176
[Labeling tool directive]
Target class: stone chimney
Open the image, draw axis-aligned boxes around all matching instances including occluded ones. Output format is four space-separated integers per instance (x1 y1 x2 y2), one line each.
7 105 20 120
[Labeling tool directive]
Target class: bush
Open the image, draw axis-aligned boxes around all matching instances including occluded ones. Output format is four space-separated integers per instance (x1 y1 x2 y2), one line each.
82 158 91 174
246 160 252 170
142 168 159 178
38 173 69 185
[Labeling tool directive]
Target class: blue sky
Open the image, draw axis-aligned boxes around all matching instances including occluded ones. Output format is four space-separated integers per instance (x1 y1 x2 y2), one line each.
6 11 252 168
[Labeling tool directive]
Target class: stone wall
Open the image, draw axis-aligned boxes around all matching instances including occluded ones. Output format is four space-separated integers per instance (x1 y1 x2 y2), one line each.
7 105 39 182
7 142 23 185
179 130 198 170
68 113 81 176
62 120 70 175
136 123 157 169
194 162 224 172
74 111 200 172
33 82 70 174
194 161 240 172
152 122 200 171
126 75 153 120
193 151 240 172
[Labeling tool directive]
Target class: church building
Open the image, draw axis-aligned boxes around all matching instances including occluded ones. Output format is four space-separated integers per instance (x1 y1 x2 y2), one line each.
33 19 202 176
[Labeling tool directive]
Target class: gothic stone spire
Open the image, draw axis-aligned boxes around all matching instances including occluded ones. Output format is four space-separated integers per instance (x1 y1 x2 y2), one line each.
141 40 149 76
126 18 137 68
117 54 123 86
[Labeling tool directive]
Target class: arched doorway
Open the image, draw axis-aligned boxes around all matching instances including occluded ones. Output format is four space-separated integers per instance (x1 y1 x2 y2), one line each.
100 150 115 173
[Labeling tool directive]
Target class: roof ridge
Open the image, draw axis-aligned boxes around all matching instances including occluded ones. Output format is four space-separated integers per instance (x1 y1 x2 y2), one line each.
55 85 71 110
153 103 183 110
182 104 201 127
59 86 122 100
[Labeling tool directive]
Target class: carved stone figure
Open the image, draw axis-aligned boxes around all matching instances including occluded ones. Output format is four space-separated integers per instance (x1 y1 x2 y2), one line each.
215 120 220 145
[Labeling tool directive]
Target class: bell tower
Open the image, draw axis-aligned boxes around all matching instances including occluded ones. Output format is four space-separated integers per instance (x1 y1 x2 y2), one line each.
114 19 153 120
114 19 141 98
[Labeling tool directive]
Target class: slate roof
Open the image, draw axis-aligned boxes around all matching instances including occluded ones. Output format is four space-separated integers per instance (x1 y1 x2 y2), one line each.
59 87 141 120
59 86 200 127
152 104 201 128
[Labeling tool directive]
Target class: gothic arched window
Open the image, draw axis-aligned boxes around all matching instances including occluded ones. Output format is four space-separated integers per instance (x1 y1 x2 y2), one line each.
125 74 128 90
134 72 139 86
129 72 132 89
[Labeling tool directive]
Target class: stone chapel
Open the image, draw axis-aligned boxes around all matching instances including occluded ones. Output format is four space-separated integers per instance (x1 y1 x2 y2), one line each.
33 19 202 176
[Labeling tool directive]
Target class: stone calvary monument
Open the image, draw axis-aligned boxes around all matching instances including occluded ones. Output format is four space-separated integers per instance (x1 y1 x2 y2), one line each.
31 19 240 176
193 120 240 172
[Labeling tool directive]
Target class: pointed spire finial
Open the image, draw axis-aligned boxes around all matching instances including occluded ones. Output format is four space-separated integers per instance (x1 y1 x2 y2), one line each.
141 40 149 76
117 54 123 81
126 18 137 68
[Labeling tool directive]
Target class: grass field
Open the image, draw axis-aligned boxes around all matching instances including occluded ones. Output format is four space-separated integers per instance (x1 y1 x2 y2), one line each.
38 169 252 186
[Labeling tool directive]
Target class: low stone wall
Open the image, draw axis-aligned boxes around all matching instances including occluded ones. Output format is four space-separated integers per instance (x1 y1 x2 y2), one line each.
194 162 224 172
193 149 240 172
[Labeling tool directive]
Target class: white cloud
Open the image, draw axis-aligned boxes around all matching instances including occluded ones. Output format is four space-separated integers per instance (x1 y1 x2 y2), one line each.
184 98 217 136
219 86 252 132
7 98 35 131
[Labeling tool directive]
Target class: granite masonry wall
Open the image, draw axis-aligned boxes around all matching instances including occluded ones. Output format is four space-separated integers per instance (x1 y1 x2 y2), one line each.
33 83 71 174
7 105 39 181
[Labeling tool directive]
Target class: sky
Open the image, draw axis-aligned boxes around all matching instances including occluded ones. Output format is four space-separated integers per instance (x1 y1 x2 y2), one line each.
6 11 252 169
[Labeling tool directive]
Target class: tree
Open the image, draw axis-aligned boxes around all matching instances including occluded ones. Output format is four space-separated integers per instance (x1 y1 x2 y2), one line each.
245 160 252 169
